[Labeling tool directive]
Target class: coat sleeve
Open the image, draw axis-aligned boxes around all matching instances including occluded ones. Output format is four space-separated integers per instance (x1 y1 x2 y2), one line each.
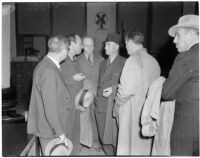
115 62 142 107
162 54 193 100
40 69 64 137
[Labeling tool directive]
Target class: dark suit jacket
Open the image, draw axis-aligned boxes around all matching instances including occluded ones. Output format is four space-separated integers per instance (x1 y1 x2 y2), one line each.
61 57 83 109
60 57 83 154
27 56 70 139
162 44 199 153
95 55 126 113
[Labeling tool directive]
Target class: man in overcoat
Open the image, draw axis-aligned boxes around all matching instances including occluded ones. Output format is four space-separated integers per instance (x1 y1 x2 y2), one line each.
162 14 199 156
27 35 71 155
94 33 126 155
77 36 103 149
113 30 160 155
61 34 85 155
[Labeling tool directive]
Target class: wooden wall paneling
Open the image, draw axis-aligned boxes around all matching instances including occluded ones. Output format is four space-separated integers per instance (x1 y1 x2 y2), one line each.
150 2 182 54
52 2 85 36
17 3 51 35
150 2 182 76
117 2 148 46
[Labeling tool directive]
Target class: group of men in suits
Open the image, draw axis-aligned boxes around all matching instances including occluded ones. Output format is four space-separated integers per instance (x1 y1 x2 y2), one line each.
27 14 199 157
27 32 125 156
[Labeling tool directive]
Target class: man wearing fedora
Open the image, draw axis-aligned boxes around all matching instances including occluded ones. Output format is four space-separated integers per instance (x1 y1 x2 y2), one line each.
94 32 126 155
162 14 199 156
27 35 73 155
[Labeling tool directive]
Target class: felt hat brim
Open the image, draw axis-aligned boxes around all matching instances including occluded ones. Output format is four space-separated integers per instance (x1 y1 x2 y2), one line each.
45 137 73 156
75 89 93 112
168 24 199 37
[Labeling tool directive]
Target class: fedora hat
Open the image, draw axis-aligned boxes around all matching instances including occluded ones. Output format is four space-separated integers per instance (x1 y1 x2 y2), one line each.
168 14 199 37
45 137 73 156
75 88 93 112
104 32 123 46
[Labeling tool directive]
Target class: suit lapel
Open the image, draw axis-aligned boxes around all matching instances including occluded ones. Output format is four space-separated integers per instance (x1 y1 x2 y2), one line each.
45 57 68 89
81 53 95 68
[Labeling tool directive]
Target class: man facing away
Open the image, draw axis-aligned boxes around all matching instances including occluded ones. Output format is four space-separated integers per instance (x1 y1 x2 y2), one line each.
94 32 126 155
113 29 160 155
27 35 71 155
162 14 199 156
77 36 103 150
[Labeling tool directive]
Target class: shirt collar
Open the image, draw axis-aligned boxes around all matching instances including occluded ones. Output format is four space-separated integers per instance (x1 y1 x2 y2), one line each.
109 53 118 64
84 52 93 60
47 54 60 69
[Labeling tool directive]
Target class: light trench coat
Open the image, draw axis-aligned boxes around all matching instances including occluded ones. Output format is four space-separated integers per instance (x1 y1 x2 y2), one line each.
115 48 161 155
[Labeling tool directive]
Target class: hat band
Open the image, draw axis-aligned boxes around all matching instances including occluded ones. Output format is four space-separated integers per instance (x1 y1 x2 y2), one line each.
49 143 68 155
79 90 88 107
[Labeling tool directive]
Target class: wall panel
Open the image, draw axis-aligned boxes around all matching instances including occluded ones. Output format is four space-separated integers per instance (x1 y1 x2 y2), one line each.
17 3 50 35
52 3 85 36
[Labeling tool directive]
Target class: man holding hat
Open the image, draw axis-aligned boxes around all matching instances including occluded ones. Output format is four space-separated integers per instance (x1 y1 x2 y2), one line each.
27 35 73 155
94 32 126 155
162 14 199 156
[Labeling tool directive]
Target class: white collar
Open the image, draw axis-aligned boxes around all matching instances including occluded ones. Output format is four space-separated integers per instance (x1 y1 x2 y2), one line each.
109 53 118 64
47 54 60 69
84 52 93 60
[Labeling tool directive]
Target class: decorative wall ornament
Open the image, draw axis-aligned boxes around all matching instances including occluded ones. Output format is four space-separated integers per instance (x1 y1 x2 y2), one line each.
94 11 108 30
87 2 116 57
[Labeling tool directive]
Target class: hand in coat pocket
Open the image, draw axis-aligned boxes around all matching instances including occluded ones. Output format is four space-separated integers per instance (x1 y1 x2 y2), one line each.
113 104 119 126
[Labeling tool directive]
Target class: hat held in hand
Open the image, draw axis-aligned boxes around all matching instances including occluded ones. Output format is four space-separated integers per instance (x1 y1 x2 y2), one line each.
75 88 93 111
45 137 73 156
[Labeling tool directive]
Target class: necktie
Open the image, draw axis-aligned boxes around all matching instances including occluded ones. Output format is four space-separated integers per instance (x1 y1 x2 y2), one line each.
107 59 110 67
88 56 93 65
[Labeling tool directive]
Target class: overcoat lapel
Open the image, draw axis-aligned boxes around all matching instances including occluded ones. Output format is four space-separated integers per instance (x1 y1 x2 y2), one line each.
100 55 121 83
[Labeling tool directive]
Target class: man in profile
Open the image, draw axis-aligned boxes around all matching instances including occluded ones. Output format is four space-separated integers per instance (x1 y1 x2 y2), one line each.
61 34 85 155
162 14 199 156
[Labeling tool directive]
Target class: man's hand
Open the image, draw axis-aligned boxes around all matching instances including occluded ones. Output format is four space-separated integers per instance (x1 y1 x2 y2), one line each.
58 134 73 150
73 73 85 81
102 87 112 97
113 104 119 125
